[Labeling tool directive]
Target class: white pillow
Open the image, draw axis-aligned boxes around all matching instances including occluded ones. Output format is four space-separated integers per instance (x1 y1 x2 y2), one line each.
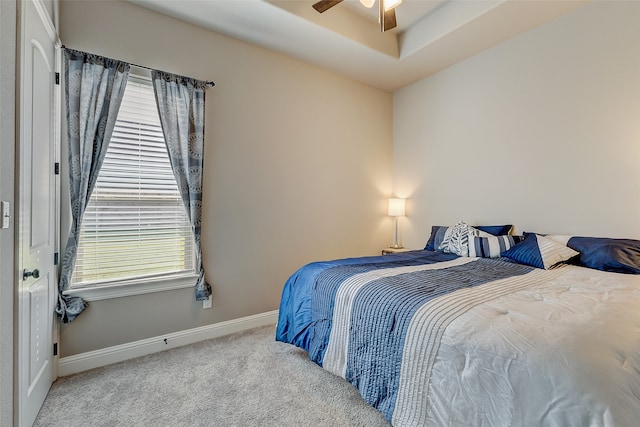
546 235 573 245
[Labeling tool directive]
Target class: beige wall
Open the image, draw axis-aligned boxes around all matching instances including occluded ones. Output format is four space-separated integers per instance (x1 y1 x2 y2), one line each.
394 0 640 251
58 0 393 357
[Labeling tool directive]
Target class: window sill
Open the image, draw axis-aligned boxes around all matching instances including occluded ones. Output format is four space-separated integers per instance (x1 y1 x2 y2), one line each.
62 274 198 302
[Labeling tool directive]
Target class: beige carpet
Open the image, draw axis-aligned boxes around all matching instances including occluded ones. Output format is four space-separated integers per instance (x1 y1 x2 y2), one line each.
34 325 390 427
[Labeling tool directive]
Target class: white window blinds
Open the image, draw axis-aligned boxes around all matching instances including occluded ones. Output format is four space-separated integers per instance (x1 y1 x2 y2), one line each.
71 77 195 287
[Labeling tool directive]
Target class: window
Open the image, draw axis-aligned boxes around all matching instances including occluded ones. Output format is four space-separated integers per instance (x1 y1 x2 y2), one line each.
71 76 195 289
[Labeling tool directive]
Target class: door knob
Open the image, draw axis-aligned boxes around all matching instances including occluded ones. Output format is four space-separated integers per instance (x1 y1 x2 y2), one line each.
23 268 40 281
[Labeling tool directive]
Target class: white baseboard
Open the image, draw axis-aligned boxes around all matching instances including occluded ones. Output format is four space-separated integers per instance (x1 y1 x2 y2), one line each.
58 310 279 377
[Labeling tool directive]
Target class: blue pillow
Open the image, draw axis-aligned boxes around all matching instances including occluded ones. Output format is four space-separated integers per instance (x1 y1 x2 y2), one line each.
424 225 448 251
476 224 513 236
567 237 640 274
425 224 513 250
500 234 578 269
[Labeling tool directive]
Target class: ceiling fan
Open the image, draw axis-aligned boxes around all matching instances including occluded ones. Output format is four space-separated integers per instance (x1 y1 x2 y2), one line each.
312 0 402 32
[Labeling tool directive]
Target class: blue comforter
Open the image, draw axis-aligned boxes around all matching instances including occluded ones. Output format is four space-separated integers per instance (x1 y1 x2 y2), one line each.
275 250 534 423
276 250 456 351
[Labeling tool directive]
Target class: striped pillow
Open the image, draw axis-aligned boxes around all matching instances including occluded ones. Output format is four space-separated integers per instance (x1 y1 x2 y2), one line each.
500 234 579 269
469 234 517 258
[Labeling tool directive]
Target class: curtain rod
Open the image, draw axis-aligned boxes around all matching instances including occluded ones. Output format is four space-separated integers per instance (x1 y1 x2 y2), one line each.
61 45 215 87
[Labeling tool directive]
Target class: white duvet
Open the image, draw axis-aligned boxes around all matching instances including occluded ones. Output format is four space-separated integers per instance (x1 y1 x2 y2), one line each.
422 265 640 426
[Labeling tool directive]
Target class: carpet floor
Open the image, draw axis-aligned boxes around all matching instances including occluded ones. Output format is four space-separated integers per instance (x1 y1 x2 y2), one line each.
34 325 390 427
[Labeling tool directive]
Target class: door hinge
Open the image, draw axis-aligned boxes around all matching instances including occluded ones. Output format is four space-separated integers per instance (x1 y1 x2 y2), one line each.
54 252 59 265
54 162 60 175
55 72 60 85
53 343 58 356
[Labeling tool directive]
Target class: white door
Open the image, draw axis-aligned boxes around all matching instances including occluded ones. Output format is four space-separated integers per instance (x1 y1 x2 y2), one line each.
17 1 58 425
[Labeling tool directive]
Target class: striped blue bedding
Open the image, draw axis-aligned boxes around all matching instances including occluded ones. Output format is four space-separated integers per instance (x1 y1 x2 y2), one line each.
276 250 640 426
275 250 535 423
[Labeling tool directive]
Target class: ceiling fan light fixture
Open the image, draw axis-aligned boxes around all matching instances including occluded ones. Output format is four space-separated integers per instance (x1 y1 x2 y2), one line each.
359 0 375 8
383 0 402 12
311 0 397 32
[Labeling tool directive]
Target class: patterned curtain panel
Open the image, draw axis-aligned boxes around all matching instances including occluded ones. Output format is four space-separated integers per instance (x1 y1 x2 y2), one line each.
151 71 213 301
58 48 130 323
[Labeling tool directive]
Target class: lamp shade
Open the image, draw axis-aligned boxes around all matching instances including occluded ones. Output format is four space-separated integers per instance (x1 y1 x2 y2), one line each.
388 198 405 217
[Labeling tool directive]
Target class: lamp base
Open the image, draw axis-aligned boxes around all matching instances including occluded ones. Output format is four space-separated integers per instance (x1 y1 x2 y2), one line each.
391 216 403 249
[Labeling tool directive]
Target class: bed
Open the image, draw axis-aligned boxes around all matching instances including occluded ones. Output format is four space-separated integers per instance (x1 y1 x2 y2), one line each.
275 223 640 426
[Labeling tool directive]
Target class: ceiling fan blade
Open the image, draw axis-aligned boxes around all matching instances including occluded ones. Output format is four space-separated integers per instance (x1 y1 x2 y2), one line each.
381 7 397 32
312 0 343 13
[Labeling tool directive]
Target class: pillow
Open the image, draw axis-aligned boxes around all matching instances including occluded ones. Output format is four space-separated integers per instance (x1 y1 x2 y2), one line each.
425 223 513 250
500 233 578 269
545 234 572 245
438 221 473 256
469 234 518 258
437 221 490 256
424 225 449 251
476 224 513 236
566 237 640 274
